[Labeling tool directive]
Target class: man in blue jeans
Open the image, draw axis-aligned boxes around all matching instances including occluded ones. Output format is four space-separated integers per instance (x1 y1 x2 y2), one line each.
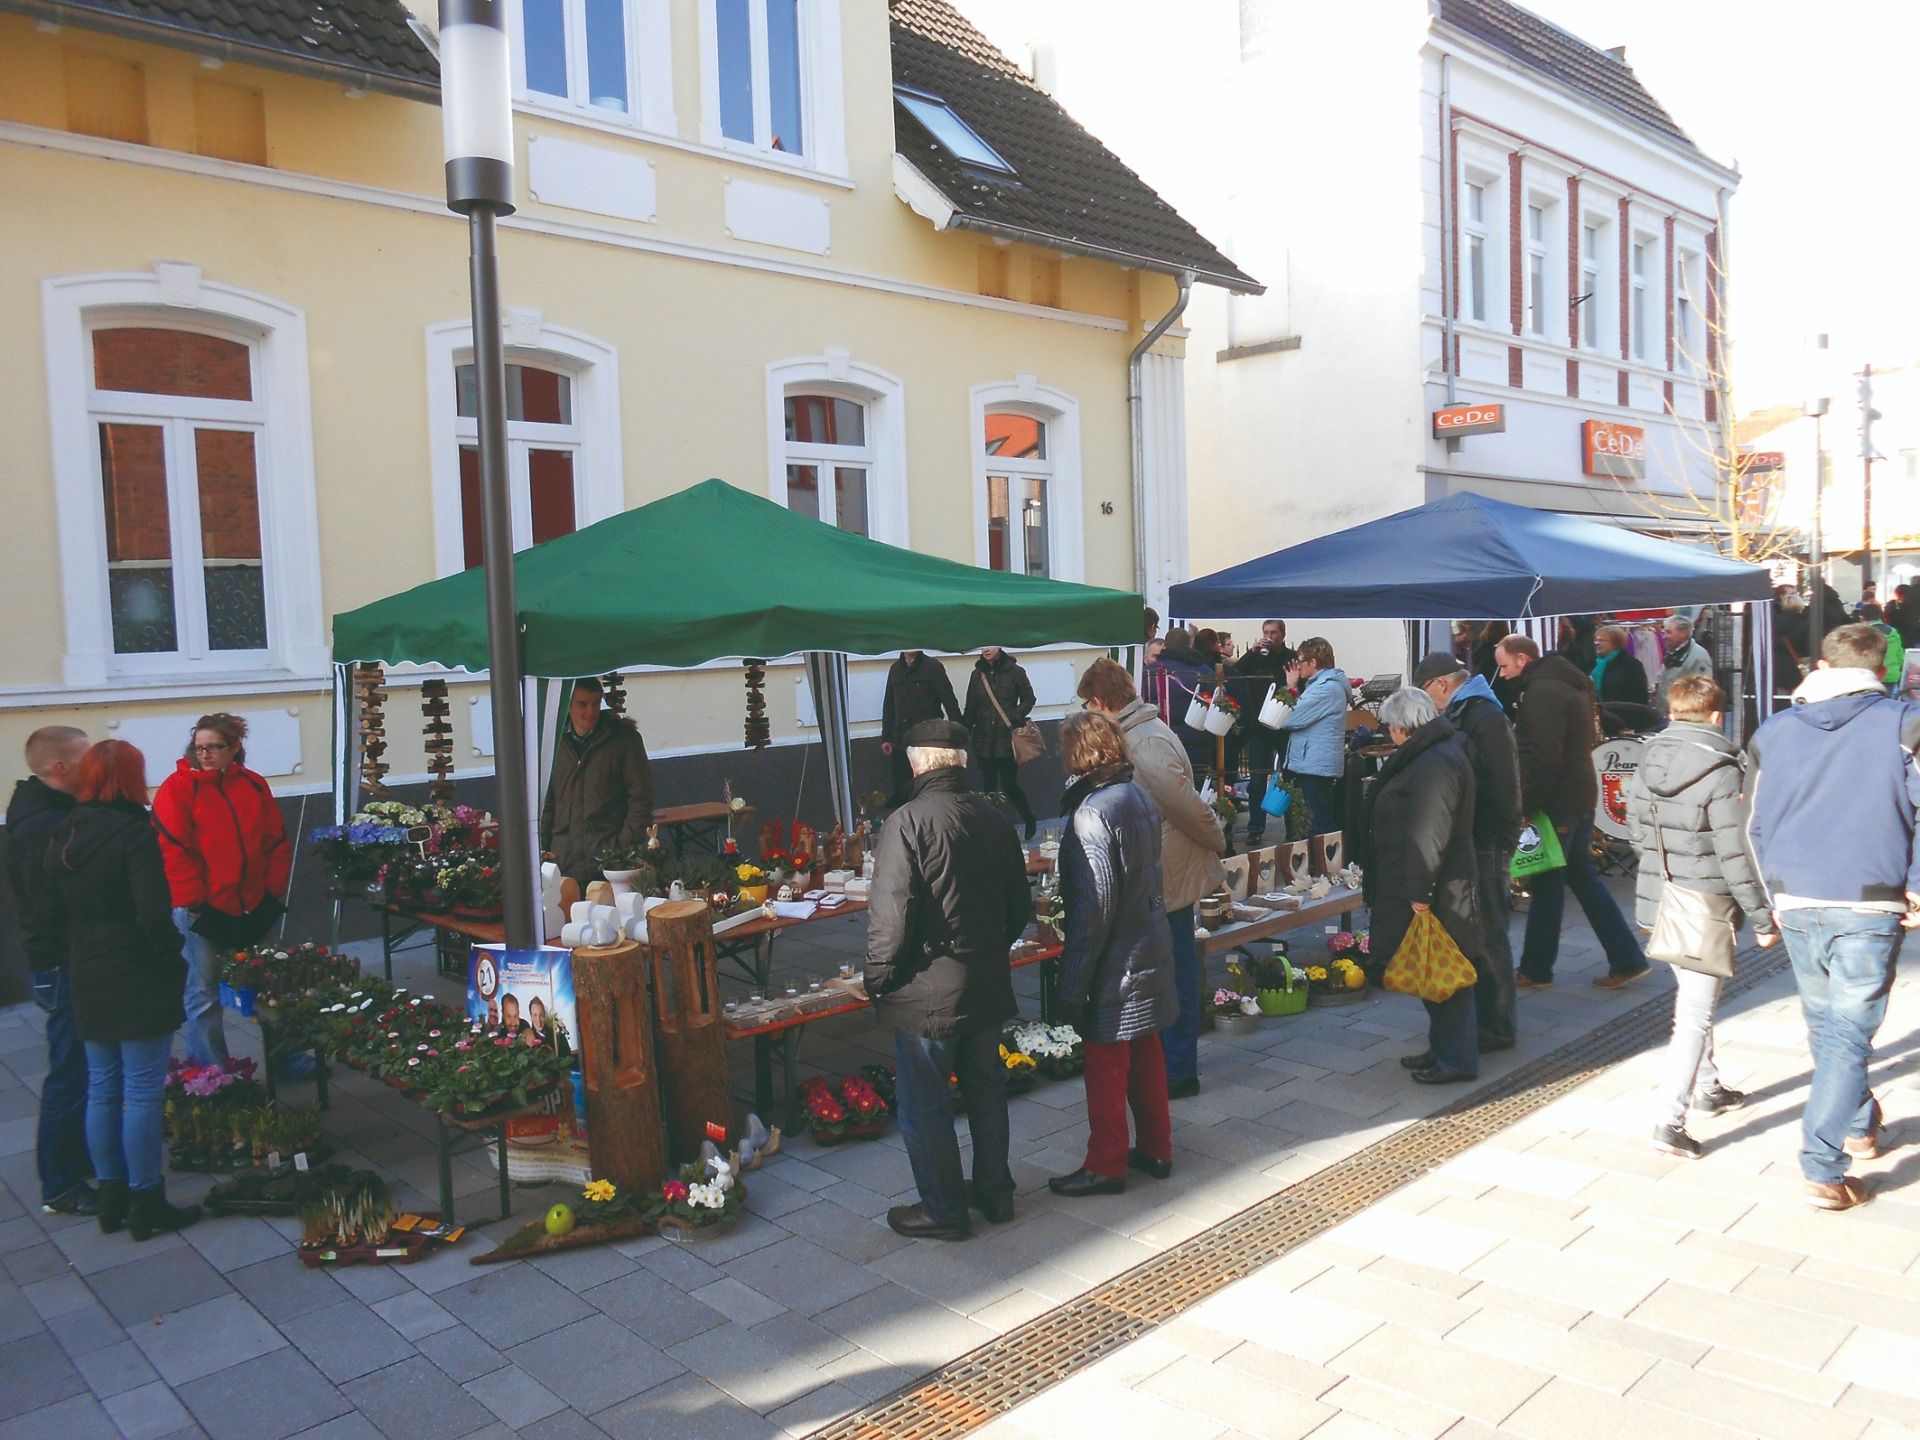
864 720 1033 1240
1749 623 1920 1212
6 726 97 1216
1496 635 1650 989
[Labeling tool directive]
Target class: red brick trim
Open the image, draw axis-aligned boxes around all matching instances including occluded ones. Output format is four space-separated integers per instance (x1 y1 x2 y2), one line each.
1664 378 1675 410
1566 174 1581 396
1510 345 1523 387
1509 152 1524 338
1448 107 1719 225
1618 370 1629 406
1618 197 1632 362
1567 358 1580 395
1447 107 1460 374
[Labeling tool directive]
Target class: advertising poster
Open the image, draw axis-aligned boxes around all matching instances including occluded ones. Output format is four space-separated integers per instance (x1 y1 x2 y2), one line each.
467 945 590 1184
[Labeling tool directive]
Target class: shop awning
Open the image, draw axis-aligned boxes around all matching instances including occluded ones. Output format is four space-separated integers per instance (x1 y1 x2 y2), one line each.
333 478 1142 673
1168 492 1773 621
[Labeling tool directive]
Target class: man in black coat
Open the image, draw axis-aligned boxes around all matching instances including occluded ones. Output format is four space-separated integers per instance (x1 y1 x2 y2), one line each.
1494 635 1649 989
1416 654 1522 1051
879 651 962 806
865 720 1033 1240
6 726 97 1216
1235 620 1297 842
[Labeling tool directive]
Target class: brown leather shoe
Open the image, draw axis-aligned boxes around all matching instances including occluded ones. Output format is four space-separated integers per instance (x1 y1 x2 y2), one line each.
1514 974 1552 990
1844 1104 1884 1160
1592 966 1651 990
1803 1177 1872 1211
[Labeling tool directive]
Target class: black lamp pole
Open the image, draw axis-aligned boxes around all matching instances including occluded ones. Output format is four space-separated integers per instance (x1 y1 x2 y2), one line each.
440 0 535 948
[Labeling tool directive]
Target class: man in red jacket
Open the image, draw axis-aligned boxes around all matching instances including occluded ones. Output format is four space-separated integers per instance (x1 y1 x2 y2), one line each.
151 714 290 1065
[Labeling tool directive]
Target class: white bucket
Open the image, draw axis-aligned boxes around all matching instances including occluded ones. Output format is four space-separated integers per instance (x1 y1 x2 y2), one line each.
1257 686 1292 730
1204 703 1237 736
1183 692 1211 731
603 867 641 898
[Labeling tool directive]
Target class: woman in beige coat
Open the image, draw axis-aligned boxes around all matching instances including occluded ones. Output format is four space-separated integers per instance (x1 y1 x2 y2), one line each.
1077 659 1226 1098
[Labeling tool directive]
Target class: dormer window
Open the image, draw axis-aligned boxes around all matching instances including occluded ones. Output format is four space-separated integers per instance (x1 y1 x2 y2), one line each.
894 85 1013 173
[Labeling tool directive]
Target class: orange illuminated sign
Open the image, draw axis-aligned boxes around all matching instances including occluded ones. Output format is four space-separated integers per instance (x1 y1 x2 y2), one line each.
1582 420 1646 479
1433 403 1506 438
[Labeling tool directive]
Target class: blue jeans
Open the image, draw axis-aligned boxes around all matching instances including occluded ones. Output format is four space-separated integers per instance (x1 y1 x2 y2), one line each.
174 907 229 1065
1160 907 1200 1084
32 969 92 1205
84 1033 174 1191
1518 813 1647 981
1779 908 1901 1183
1287 772 1338 836
893 1026 1012 1225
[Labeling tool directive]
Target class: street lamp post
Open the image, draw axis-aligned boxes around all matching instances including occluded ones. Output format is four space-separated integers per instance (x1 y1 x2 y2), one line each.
439 0 536 949
1806 333 1831 649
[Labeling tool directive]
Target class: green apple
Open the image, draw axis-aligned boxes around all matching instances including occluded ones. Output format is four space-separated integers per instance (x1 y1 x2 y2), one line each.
544 1203 576 1237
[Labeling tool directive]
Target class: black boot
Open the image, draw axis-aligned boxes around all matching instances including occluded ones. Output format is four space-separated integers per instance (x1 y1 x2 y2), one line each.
96 1179 130 1235
128 1184 201 1242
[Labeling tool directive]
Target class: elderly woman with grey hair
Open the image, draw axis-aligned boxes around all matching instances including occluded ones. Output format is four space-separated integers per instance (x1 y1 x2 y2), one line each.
1354 687 1486 1084
1592 624 1651 709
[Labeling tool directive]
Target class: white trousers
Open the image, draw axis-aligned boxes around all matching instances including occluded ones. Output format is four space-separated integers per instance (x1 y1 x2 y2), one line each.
1657 966 1723 1128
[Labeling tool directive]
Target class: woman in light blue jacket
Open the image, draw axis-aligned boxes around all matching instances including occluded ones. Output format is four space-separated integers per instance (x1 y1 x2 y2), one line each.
1274 637 1350 833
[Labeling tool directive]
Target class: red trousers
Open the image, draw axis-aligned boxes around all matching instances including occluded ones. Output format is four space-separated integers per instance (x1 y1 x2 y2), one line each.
1081 1032 1172 1178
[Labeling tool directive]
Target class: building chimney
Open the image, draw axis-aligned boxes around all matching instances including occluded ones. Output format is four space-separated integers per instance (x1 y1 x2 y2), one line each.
1605 45 1627 63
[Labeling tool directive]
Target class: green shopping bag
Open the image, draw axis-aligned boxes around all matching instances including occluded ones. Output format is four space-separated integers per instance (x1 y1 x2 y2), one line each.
1510 813 1567 880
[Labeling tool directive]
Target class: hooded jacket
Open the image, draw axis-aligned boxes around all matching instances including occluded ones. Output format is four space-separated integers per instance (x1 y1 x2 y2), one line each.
1111 698 1226 911
864 765 1033 1039
539 712 654 883
1653 638 1715 713
151 758 291 916
1275 667 1351 778
6 777 75 971
1445 674 1523 851
1511 654 1600 818
1355 716 1481 969
880 653 962 746
45 800 186 1043
962 652 1036 761
1055 764 1177 1044
1627 723 1772 938
1748 668 1920 911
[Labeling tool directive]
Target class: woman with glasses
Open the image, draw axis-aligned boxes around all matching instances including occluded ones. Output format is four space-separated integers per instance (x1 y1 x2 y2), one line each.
151 714 290 1065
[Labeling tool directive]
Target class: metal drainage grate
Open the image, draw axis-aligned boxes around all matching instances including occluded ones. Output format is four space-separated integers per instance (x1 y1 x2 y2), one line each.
810 948 1791 1440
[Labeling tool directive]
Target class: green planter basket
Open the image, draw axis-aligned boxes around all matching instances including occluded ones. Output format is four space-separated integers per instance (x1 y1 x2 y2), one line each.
1255 965 1308 1017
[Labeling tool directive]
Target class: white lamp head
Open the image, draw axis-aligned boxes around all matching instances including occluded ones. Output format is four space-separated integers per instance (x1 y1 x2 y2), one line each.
439 0 516 214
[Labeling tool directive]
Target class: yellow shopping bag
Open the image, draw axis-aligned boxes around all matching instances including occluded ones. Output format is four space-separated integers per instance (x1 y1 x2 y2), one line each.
1382 909 1478 1004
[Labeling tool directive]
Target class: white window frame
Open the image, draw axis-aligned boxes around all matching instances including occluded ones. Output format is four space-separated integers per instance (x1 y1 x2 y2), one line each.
1578 215 1608 351
765 351 907 545
1630 235 1652 362
697 0 847 178
1461 178 1490 325
1674 247 1700 375
425 316 623 580
1525 200 1549 337
509 0 676 135
970 376 1084 584
42 265 325 688
780 393 872 534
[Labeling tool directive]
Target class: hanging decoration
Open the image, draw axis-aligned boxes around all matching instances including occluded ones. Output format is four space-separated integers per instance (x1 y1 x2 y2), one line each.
742 659 770 750
420 677 455 802
600 672 628 716
354 664 390 797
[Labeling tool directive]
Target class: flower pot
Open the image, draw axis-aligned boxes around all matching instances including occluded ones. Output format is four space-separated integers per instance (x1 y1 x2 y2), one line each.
1183 693 1212 731
219 982 257 1018
1214 1011 1261 1037
1311 983 1369 1005
1204 703 1237 736
603 868 643 899
737 884 769 904
1256 985 1308 1017
1257 686 1293 730
657 1203 746 1243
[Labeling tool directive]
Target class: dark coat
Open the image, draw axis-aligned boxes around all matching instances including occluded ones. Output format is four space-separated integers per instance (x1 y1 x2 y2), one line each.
881 654 962 746
1232 642 1295 726
1156 643 1215 758
962 652 1035 761
1055 765 1176 1043
1626 723 1774 937
864 766 1033 1039
6 777 75 972
1512 654 1600 819
45 801 186 1043
540 712 654 883
1593 650 1651 709
1445 679 1523 851
1357 718 1481 969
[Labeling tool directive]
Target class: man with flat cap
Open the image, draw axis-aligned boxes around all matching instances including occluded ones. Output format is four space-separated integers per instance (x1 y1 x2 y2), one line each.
864 718 1034 1240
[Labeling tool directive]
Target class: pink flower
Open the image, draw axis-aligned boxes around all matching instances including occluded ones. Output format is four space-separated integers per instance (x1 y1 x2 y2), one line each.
408 1057 422 1066
455 1040 473 1051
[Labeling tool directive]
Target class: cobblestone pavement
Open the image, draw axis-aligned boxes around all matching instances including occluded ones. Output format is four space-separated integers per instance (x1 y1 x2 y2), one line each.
3 878 1911 1439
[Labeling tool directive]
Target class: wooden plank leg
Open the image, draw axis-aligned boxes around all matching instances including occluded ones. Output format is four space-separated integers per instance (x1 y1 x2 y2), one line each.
436 1112 457 1225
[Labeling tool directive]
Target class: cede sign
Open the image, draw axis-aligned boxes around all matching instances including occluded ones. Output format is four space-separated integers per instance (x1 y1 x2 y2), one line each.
1582 420 1646 479
1433 403 1506 439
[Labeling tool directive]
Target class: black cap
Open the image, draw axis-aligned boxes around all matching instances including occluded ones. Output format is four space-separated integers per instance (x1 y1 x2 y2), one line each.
1411 652 1468 686
902 719 971 750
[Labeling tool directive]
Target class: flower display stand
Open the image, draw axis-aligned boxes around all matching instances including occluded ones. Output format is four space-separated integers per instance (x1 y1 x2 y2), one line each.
572 937 668 1197
647 900 734 1163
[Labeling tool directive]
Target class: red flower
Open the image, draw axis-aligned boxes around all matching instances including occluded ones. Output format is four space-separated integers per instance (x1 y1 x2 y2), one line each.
662 1180 689 1203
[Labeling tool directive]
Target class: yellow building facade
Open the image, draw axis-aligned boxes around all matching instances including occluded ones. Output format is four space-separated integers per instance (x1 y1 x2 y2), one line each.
0 0 1250 816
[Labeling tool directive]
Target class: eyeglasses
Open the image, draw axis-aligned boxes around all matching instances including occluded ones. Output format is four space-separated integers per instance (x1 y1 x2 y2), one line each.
192 742 230 754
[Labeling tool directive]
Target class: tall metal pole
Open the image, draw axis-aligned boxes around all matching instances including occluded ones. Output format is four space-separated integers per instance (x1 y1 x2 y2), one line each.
1811 410 1826 643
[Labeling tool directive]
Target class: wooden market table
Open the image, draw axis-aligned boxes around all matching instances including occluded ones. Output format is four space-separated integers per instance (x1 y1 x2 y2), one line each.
652 800 734 857
1196 885 1363 962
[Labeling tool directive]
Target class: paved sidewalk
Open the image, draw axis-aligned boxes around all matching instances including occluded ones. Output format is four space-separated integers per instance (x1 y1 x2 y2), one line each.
978 959 1920 1440
8 879 1898 1440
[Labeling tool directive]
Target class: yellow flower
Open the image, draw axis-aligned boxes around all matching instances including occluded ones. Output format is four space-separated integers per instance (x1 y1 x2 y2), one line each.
735 863 766 883
1306 966 1328 981
582 1179 617 1203
1006 1053 1036 1071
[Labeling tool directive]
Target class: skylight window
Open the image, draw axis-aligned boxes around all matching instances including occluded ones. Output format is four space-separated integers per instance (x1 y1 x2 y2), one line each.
894 86 1013 173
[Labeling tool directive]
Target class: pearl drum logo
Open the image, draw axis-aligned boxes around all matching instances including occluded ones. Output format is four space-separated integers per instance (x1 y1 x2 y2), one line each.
1433 403 1506 438
1591 738 1644 840
1582 420 1647 479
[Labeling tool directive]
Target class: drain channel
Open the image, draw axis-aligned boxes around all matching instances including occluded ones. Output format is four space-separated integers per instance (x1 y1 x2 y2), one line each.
811 948 1791 1440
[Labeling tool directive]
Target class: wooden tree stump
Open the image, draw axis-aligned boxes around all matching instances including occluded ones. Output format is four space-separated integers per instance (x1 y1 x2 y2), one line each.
645 900 731 1163
571 939 667 1196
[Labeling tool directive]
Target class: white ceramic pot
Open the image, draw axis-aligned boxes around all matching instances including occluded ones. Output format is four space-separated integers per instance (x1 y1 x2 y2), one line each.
1204 703 1237 736
1258 686 1292 730
603 868 642 899
1184 693 1212 731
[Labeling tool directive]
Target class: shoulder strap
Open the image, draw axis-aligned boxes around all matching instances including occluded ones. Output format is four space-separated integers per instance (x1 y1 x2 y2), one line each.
982 676 1016 730
1648 797 1675 883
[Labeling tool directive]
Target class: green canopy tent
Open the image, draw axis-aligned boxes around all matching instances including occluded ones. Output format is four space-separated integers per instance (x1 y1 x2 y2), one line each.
329 478 1142 863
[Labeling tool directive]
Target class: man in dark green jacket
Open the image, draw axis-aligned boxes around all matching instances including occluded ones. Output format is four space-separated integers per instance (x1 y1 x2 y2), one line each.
539 679 654 885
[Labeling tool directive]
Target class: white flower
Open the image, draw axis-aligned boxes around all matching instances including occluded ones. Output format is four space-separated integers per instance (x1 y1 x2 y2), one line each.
1239 996 1261 1016
687 1183 724 1210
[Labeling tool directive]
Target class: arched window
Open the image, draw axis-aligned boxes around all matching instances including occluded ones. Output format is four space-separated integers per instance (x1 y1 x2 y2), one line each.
454 361 584 566
984 409 1051 577
766 353 907 546
782 391 870 536
970 377 1083 582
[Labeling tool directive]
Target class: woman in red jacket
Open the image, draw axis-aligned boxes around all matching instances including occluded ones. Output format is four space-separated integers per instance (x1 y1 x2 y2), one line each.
150 714 290 1065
